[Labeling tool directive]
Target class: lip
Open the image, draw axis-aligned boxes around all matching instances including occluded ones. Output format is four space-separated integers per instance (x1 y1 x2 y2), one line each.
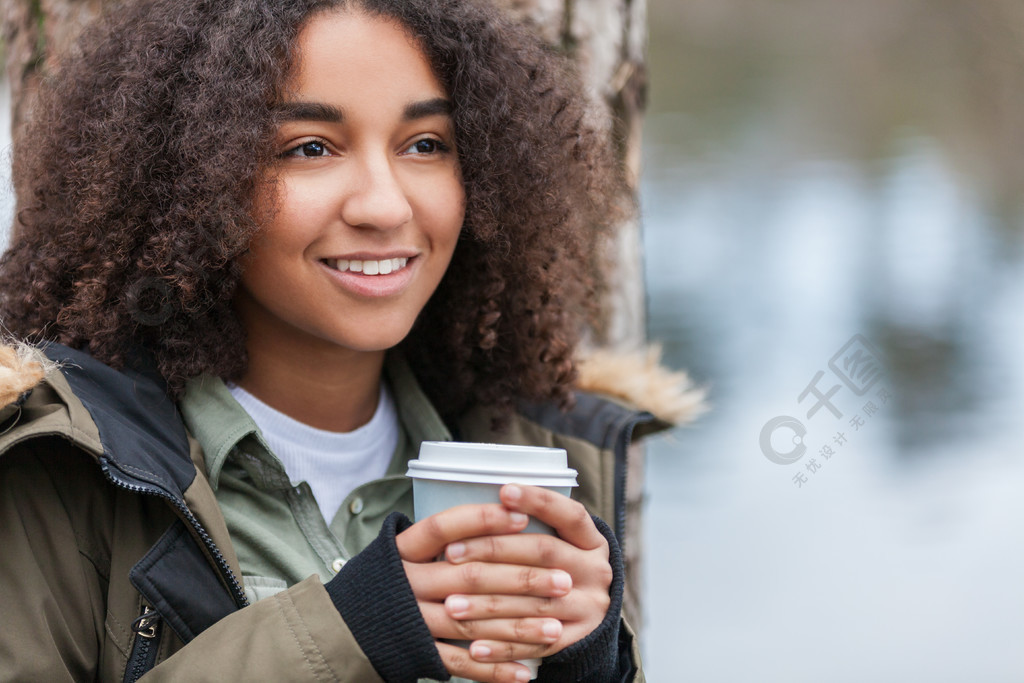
318 253 419 298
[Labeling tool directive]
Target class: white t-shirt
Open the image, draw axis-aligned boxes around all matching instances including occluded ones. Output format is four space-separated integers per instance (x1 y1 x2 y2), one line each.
227 382 398 523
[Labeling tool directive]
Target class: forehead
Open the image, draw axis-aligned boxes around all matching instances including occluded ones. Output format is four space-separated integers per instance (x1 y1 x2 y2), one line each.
285 9 445 103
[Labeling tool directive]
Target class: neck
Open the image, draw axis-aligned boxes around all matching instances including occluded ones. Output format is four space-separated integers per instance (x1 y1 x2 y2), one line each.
238 337 386 433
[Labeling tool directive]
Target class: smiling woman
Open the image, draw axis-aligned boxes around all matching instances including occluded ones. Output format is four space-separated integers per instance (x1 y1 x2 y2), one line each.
0 1 668 682
236 11 466 432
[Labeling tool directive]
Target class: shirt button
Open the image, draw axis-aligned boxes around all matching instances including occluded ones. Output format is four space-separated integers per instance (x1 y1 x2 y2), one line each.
331 558 345 573
349 497 364 515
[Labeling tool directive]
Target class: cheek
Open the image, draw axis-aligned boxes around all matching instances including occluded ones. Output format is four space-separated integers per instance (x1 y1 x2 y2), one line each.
428 181 465 250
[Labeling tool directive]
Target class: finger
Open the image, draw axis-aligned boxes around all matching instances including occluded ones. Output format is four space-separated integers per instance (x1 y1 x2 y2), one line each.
405 559 573 601
437 641 534 683
446 532 606 571
445 593 585 622
421 601 563 644
469 639 553 664
500 484 606 550
397 504 529 562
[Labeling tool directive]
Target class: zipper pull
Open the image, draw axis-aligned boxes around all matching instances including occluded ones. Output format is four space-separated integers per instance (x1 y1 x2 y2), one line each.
131 605 160 639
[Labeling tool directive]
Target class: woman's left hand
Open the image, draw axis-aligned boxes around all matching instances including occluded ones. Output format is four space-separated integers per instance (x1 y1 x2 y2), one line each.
439 483 613 665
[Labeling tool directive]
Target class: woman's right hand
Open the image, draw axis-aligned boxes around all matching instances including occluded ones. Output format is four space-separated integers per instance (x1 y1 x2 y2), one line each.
396 504 571 683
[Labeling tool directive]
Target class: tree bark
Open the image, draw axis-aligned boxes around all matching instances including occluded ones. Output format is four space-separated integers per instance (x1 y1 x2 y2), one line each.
2 0 651 633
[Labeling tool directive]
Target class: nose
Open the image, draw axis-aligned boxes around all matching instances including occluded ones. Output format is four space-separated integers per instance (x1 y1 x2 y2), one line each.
340 154 414 231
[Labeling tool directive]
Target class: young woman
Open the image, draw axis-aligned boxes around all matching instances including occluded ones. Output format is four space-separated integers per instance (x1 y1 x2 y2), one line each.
0 0 681 681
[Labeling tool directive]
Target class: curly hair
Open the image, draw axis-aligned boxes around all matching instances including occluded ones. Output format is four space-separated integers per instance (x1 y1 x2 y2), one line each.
0 0 627 419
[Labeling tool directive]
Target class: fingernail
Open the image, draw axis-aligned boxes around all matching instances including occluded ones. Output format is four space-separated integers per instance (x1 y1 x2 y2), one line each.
504 484 523 502
542 619 562 639
515 669 532 682
471 643 491 659
552 570 572 593
510 512 529 526
447 542 466 561
446 595 470 616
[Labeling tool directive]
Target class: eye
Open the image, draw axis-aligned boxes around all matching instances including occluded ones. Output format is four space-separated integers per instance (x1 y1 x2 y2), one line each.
283 139 331 158
402 138 451 156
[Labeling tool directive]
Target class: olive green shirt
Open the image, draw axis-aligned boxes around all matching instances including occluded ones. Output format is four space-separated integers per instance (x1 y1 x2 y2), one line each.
178 355 452 604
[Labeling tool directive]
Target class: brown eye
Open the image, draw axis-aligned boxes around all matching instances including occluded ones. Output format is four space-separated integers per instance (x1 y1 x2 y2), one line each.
283 140 329 158
403 138 450 155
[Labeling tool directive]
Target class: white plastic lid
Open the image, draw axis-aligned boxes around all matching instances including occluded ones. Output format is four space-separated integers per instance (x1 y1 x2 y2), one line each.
406 441 578 487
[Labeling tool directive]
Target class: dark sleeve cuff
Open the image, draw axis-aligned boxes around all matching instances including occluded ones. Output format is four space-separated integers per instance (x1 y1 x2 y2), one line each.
324 511 450 683
535 515 636 683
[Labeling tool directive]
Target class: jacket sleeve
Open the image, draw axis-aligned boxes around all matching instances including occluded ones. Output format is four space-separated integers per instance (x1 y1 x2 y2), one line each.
141 513 448 683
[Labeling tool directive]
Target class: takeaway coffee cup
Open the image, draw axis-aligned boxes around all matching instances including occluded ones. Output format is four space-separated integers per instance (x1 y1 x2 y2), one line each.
406 441 579 679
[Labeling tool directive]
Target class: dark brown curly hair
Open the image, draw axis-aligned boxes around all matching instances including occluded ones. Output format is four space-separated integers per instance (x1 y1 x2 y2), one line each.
0 0 627 419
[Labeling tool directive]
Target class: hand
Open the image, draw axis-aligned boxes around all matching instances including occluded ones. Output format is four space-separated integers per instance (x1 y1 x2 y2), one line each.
397 502 572 683
441 484 613 668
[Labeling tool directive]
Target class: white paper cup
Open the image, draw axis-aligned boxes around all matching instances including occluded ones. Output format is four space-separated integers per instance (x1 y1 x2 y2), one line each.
406 441 579 679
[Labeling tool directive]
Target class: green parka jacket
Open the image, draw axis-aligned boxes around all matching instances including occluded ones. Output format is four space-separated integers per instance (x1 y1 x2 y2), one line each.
0 342 679 682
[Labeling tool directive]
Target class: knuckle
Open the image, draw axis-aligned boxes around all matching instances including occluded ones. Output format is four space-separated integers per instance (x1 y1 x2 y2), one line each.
485 594 502 616
462 561 484 589
455 618 477 639
424 514 445 541
513 618 530 641
535 596 555 615
536 536 558 566
570 502 590 527
518 566 538 592
451 651 473 672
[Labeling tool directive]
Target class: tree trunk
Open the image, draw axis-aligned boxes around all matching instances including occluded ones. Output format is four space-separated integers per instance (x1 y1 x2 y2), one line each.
2 0 651 633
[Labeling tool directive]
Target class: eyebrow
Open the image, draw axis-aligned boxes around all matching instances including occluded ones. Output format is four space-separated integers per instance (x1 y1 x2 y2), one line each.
274 98 452 123
275 102 343 123
403 98 452 121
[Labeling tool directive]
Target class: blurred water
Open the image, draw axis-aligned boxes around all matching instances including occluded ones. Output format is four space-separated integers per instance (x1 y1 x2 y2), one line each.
641 2 1024 681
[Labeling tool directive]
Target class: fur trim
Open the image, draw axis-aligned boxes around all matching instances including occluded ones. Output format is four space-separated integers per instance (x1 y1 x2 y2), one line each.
575 345 706 426
0 342 49 408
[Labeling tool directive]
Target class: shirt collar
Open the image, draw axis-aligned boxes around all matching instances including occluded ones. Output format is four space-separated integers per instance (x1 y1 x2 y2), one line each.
179 352 452 489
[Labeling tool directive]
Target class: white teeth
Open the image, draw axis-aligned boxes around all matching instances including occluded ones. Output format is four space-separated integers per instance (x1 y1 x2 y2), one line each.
326 257 410 275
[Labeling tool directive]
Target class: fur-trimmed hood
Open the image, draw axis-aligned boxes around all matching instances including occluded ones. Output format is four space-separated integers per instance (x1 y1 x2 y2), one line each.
0 343 49 425
575 345 706 427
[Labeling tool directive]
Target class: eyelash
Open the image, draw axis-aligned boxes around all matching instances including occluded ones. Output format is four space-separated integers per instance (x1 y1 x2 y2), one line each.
280 136 452 159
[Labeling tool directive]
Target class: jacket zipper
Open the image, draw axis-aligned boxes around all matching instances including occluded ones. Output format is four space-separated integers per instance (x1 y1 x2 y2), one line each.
124 605 161 683
99 459 249 608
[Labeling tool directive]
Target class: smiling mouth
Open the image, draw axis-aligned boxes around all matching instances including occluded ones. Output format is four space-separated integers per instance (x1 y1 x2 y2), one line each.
323 257 410 275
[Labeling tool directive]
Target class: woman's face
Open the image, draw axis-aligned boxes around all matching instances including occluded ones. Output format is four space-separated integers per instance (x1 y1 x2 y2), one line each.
235 9 465 360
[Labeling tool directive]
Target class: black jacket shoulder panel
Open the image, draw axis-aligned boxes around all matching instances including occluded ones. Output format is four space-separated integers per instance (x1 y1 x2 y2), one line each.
40 343 195 498
518 392 657 451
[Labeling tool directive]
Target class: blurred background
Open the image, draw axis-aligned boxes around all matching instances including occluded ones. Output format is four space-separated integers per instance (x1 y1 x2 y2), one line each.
641 1 1024 681
2 0 1023 680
